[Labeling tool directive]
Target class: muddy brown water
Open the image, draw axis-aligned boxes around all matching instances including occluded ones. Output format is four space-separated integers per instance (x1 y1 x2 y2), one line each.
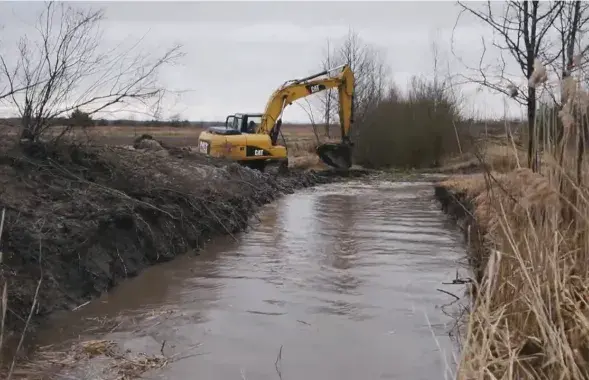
28 178 466 380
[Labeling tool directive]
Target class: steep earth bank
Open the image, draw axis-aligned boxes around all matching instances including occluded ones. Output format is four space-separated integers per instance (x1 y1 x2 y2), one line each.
433 169 550 284
434 182 488 285
0 141 365 343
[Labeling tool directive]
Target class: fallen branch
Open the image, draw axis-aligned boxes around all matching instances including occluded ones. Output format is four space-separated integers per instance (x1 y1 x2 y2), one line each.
437 288 460 301
275 345 283 380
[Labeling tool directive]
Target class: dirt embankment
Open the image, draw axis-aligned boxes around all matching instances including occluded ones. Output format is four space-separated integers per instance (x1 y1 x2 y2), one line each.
434 169 556 284
0 140 364 342
433 184 488 284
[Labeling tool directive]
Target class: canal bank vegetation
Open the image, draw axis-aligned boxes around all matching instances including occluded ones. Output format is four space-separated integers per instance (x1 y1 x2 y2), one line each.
315 29 470 171
438 116 589 378
436 2 589 379
352 78 466 169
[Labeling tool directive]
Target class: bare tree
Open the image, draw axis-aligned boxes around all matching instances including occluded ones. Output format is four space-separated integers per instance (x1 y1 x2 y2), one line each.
338 29 389 126
554 1 589 186
544 2 587 172
554 2 584 78
454 1 567 171
319 39 333 139
0 1 184 142
0 74 41 104
315 28 390 140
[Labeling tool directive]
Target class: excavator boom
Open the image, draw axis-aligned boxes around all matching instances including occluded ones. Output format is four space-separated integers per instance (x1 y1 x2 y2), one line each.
258 64 355 169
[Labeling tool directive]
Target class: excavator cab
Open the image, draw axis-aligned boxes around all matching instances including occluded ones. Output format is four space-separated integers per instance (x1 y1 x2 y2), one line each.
225 113 263 134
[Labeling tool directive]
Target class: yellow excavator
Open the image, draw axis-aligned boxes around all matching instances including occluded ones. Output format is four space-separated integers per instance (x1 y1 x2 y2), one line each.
197 64 355 171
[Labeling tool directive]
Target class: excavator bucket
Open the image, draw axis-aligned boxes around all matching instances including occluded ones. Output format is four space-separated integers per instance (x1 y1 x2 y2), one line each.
316 142 352 170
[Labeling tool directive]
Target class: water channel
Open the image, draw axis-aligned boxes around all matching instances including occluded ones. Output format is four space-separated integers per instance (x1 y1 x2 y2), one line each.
33 178 466 379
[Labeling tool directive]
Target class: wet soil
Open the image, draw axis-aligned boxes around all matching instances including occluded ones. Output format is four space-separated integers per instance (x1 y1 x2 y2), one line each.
434 185 487 283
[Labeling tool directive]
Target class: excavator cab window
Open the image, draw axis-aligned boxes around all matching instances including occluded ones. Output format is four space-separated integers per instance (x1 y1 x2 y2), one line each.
226 115 237 131
234 116 243 131
247 120 256 133
243 115 261 134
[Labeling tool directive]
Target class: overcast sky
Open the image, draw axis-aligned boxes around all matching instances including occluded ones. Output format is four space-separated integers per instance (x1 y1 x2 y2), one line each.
0 1 528 122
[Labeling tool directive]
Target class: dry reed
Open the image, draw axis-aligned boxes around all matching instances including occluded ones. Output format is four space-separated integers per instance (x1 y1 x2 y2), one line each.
443 61 589 379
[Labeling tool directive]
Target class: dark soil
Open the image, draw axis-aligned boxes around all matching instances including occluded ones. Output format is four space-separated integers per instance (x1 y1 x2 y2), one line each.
0 140 366 347
434 185 488 284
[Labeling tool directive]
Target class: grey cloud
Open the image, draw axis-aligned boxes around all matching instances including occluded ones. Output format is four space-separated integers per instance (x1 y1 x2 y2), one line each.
0 1 522 121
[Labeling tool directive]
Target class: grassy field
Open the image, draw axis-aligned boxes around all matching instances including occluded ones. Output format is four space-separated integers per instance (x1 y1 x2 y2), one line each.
30 124 325 146
0 122 337 171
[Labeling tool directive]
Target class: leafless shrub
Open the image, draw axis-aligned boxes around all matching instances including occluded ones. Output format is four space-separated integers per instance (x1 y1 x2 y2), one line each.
315 29 391 139
0 1 184 143
313 29 468 169
354 77 465 169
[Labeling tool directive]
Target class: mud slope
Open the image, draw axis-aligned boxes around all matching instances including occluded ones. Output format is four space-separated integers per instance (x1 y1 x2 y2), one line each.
434 184 487 283
0 141 362 336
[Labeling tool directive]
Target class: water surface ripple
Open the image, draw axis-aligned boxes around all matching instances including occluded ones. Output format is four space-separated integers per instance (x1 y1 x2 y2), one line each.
38 179 465 380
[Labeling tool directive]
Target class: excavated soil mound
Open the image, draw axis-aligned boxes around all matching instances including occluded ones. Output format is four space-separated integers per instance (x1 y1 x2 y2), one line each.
0 141 356 338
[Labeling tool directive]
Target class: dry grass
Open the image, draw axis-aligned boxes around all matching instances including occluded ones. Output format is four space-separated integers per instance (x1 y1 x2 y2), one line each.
285 136 338 170
67 124 323 141
2 123 335 171
439 65 589 379
0 123 326 145
440 133 526 174
6 339 169 379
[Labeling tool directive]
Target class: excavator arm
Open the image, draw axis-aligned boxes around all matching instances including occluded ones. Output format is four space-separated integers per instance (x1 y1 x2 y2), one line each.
257 64 355 169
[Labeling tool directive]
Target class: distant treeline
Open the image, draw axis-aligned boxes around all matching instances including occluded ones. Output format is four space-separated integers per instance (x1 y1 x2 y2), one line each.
0 116 228 128
0 116 332 129
0 114 525 134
